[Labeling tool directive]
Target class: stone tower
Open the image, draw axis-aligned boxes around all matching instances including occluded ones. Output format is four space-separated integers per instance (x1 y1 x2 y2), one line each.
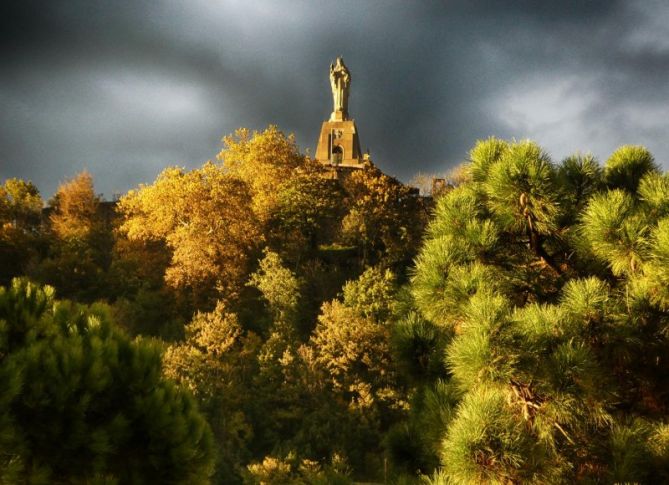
315 57 369 168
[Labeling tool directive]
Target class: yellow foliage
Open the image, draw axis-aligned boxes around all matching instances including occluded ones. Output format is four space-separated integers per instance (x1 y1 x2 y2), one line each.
0 178 42 225
311 300 395 409
341 166 426 265
246 456 292 484
0 178 42 242
162 302 259 475
50 171 99 241
118 162 261 300
186 301 242 357
217 125 307 222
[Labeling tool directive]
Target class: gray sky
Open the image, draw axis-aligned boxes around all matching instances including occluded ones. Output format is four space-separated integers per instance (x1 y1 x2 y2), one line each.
2 0 669 198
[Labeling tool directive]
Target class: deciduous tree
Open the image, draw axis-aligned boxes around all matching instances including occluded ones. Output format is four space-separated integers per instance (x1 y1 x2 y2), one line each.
340 166 425 269
0 178 43 285
118 163 261 306
218 126 306 224
31 172 113 301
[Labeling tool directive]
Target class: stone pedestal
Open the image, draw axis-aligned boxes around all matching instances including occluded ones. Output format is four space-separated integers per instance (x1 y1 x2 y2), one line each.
315 116 365 167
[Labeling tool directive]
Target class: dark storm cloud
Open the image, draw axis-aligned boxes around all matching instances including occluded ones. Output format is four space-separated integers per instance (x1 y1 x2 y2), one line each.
2 0 669 197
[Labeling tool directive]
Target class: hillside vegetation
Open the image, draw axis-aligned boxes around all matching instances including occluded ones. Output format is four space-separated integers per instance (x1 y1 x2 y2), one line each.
2 129 669 483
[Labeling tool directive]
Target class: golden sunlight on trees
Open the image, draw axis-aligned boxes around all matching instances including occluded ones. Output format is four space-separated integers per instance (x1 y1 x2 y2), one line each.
31 172 114 301
218 126 306 224
218 126 346 266
0 179 43 284
163 301 260 480
0 178 42 228
5 133 669 482
268 169 345 263
50 171 100 241
118 163 261 304
341 166 426 267
391 138 669 483
309 267 401 412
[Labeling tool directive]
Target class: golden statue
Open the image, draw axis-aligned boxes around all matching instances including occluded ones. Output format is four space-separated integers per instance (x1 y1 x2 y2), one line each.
329 56 350 119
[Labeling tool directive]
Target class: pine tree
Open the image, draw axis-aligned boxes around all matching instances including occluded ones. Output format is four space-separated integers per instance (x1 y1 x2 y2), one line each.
0 278 214 483
393 139 669 482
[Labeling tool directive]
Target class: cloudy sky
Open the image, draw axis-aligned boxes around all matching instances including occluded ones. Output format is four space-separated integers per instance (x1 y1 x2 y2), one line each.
2 0 669 198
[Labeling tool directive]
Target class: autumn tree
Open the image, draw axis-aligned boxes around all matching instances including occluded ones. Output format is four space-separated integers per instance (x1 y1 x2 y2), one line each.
164 301 261 483
0 178 42 229
268 168 346 264
244 453 351 484
106 234 183 339
0 178 43 285
30 172 114 301
218 125 306 224
310 267 400 413
183 263 403 482
218 126 347 267
248 250 303 389
0 278 214 483
291 266 405 478
49 171 101 241
392 139 669 482
118 163 261 307
340 166 426 270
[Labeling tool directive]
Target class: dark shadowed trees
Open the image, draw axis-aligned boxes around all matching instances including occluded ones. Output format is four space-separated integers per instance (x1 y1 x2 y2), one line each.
0 279 214 483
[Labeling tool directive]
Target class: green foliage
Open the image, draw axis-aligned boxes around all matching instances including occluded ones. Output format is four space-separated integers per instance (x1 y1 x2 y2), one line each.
644 218 669 309
446 293 516 391
340 166 426 268
0 278 214 483
579 189 649 275
484 140 559 236
28 172 115 303
0 178 42 228
342 266 396 321
400 139 669 482
427 185 488 240
248 249 301 325
560 276 610 332
0 179 44 286
164 301 260 482
269 170 346 263
608 420 652 483
244 452 352 484
467 137 509 183
301 268 404 477
310 300 393 403
604 419 669 483
639 172 669 218
411 239 497 327
557 153 602 222
11 131 669 483
440 386 542 484
387 380 462 476
310 267 398 398
391 312 449 385
604 145 658 194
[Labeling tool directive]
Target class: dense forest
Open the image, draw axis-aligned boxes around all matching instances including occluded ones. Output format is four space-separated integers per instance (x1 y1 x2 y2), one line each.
2 126 669 483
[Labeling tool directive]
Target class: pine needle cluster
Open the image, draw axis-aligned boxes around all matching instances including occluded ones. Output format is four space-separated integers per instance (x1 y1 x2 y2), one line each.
394 139 669 482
